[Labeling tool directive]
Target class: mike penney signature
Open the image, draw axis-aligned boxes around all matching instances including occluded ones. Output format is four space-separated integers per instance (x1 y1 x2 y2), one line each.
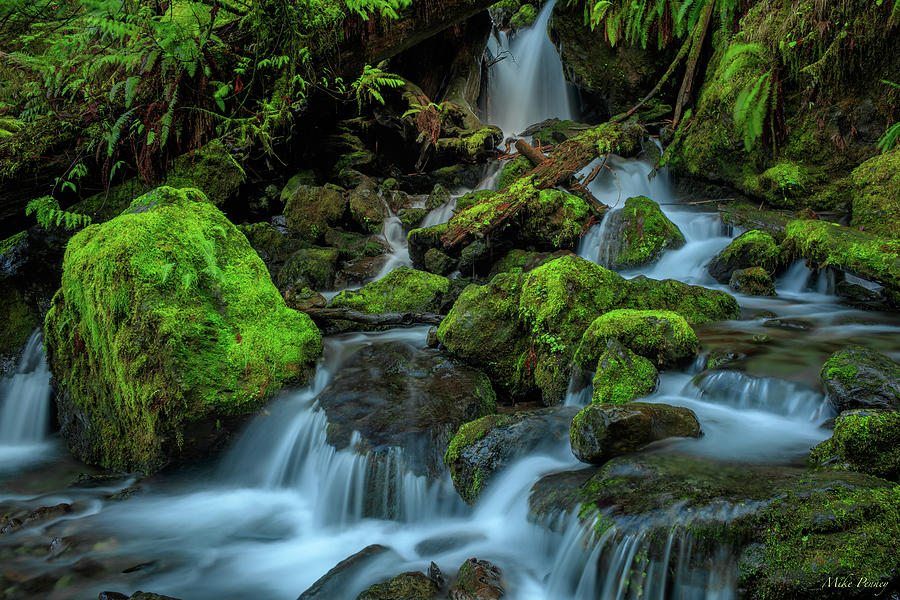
821 576 891 594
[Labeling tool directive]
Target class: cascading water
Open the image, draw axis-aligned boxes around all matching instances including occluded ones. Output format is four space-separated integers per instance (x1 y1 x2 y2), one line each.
486 0 574 137
0 329 55 472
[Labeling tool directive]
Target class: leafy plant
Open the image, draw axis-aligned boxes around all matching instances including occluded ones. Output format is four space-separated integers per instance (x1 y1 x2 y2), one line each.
877 79 900 153
718 43 778 151
402 100 455 144
351 64 405 112
25 196 92 230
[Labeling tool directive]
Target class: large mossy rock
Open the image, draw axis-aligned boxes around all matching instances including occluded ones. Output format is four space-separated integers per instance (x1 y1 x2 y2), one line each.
438 255 737 404
284 183 348 243
586 339 658 405
45 187 323 472
810 409 900 481
330 267 450 314
820 346 900 412
569 402 701 465
315 341 496 480
575 309 698 369
603 197 685 269
728 266 776 296
707 230 781 283
444 407 578 504
850 148 900 238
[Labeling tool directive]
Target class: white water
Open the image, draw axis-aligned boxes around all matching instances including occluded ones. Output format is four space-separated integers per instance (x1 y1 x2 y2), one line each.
486 0 575 137
0 330 55 472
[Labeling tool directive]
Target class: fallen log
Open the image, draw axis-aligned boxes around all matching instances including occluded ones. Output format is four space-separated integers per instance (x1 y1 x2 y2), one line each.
514 139 547 166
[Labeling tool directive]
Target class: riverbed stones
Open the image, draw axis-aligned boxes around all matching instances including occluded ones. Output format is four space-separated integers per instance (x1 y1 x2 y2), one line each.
444 407 579 505
570 402 701 465
298 545 396 600
707 230 780 283
820 346 900 412
449 558 504 600
44 186 323 472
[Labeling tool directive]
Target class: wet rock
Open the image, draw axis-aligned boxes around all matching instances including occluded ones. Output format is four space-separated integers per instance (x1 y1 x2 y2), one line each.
575 309 699 369
330 267 450 314
521 118 592 147
457 241 495 277
835 280 886 307
585 340 659 405
602 196 685 269
283 183 349 243
427 562 444 589
707 230 781 283
98 592 129 600
810 409 900 480
125 593 183 600
1 504 72 534
276 247 339 291
399 208 427 230
820 346 900 412
704 350 746 370
424 248 456 276
487 249 575 278
334 255 390 288
316 342 496 480
444 407 579 504
414 533 487 557
449 558 504 600
620 275 740 325
570 402 701 465
357 571 438 600
348 180 385 234
298 545 395 600
762 317 813 330
729 266 775 296
427 184 452 211
283 286 328 312
237 222 309 282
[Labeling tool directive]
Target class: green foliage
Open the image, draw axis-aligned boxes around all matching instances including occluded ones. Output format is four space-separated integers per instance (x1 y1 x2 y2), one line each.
718 43 776 151
351 64 405 112
878 80 900 153
25 196 92 230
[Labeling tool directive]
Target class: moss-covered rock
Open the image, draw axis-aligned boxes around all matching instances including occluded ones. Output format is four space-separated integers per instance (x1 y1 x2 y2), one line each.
588 339 659 405
509 3 536 28
450 558 504 600
454 189 495 212
280 170 317 205
276 247 339 291
621 276 740 325
707 230 781 283
44 186 322 472
495 156 532 191
330 267 449 314
444 407 578 504
426 184 451 211
603 196 685 269
399 208 426 230
163 139 244 206
348 181 385 234
0 286 39 367
283 184 348 243
487 249 575 278
570 402 701 465
850 147 900 239
810 409 900 481
423 248 455 276
820 346 900 412
729 266 776 296
356 571 438 600
575 309 699 369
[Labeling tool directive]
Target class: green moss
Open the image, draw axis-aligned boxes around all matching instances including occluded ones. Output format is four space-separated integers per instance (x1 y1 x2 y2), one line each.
44 186 322 472
742 160 811 205
283 183 348 244
444 414 503 467
423 247 455 276
496 156 532 191
330 266 449 314
276 247 339 290
164 139 245 206
455 189 495 212
718 230 781 272
575 309 698 369
399 208 426 229
348 184 384 234
613 196 685 268
590 343 659 404
621 276 740 325
0 287 39 358
0 231 26 257
280 170 317 205
357 571 438 600
810 411 900 480
850 148 900 238
510 3 536 28
729 266 776 296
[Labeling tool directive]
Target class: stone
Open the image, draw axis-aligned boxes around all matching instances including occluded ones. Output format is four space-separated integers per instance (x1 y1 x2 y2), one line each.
820 346 900 412
729 266 776 296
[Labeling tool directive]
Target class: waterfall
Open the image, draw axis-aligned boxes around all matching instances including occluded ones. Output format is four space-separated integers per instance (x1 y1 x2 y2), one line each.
486 0 574 137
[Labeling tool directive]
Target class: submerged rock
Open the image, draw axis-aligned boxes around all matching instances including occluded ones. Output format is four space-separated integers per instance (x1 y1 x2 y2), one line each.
444 407 578 505
810 409 900 480
603 196 686 269
357 571 438 600
449 558 504 600
707 230 780 283
569 402 701 465
330 267 450 314
729 266 775 296
820 346 900 412
315 342 496 480
45 187 323 472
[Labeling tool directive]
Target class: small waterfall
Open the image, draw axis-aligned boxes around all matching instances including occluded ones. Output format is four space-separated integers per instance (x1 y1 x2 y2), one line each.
576 209 620 267
778 260 813 294
486 0 574 137
373 200 412 280
0 330 52 445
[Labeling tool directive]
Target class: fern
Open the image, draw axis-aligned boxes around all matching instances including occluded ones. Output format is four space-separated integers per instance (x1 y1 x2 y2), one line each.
351 64 405 112
25 196 92 230
718 42 775 151
878 80 900 152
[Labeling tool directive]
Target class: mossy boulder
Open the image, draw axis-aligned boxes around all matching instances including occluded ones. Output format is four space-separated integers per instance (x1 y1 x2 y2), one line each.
426 184 452 211
487 249 575 278
44 187 323 472
602 197 685 269
810 409 900 481
280 170 317 205
707 230 781 283
620 275 740 325
0 286 40 370
570 402 701 465
330 267 450 314
164 139 244 206
509 3 536 28
820 346 900 412
276 248 339 291
348 181 385 234
399 208 427 230
575 309 699 369
237 222 308 278
729 266 775 296
423 248 455 276
444 407 578 504
283 184 348 243
588 339 659 405
356 571 438 600
850 148 900 238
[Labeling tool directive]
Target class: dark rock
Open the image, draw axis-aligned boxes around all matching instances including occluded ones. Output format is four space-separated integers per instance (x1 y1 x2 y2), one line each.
570 402 701 465
127 593 183 600
835 280 886 307
729 267 776 296
427 184 452 211
487 249 575 279
428 562 444 589
283 286 328 312
821 346 900 412
283 184 349 243
449 558 504 600
444 407 579 504
98 593 129 600
424 248 456 275
762 317 813 330
277 248 339 291
334 256 390 288
414 533 487 557
348 180 386 234
810 409 900 480
315 342 496 481
357 571 438 600
298 545 394 600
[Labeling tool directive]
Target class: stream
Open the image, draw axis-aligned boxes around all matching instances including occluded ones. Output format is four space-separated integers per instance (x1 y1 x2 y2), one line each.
2 2 899 599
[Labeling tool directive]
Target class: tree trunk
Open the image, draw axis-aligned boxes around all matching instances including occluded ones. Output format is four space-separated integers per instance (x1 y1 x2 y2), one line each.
514 139 547 166
673 0 715 125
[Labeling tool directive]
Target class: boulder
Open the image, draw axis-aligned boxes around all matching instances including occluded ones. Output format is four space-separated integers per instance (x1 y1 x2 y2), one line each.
728 266 775 296
810 409 900 480
707 230 781 283
330 267 450 314
820 346 900 412
276 248 340 291
400 208 427 230
298 545 395 600
315 342 496 480
44 187 322 472
449 558 504 600
424 248 456 276
602 196 685 269
570 402 701 464
619 275 740 325
348 180 385 234
575 309 698 369
357 571 438 600
850 148 900 238
487 249 575 278
238 222 308 280
284 184 348 243
444 407 579 504
587 339 659 405
427 184 452 211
